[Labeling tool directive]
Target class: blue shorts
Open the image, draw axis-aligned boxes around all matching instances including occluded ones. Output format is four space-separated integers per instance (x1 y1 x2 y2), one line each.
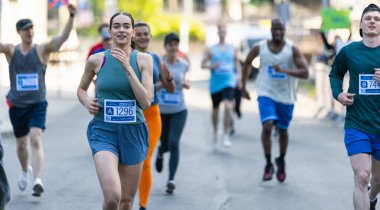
344 128 380 161
257 96 294 130
87 119 149 165
9 101 48 138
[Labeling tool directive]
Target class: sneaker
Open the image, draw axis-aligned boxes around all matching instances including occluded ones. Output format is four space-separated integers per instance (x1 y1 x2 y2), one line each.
32 179 44 197
222 135 232 148
263 163 274 181
17 165 32 191
370 198 377 210
139 206 147 210
166 180 176 194
155 154 163 173
275 157 286 183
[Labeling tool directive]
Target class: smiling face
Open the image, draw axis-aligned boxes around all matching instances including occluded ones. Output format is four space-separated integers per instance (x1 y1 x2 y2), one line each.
271 20 285 43
360 11 380 37
133 25 151 51
109 14 134 47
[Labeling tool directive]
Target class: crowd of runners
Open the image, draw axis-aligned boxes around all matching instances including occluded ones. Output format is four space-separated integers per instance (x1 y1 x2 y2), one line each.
0 3 379 210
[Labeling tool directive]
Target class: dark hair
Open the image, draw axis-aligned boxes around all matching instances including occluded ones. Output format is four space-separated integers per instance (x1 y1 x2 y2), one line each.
109 12 135 29
97 23 109 34
131 22 151 50
360 4 380 37
135 22 151 32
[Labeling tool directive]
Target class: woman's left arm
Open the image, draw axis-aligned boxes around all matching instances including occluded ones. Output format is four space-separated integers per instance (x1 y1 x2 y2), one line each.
111 48 153 109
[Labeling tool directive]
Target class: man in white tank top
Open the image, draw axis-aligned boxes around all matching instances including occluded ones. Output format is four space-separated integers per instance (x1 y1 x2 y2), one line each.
241 19 309 182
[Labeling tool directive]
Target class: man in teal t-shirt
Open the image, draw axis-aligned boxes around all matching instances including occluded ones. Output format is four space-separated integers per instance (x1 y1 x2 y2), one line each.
329 4 380 210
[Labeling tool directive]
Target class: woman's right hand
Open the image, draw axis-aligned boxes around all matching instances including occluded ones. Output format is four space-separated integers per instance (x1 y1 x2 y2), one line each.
86 98 99 115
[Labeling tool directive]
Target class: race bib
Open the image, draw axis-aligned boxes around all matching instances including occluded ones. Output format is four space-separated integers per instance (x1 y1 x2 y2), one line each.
268 65 287 80
104 99 136 123
16 73 38 91
359 74 380 95
215 62 233 74
159 90 181 106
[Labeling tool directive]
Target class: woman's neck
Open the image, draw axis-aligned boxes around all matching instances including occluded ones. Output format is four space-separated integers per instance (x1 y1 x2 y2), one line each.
136 46 148 53
111 44 131 53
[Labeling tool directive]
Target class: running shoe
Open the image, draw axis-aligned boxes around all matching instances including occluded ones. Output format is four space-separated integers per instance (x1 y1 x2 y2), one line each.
222 135 232 148
155 154 163 173
32 178 44 197
17 165 32 191
166 180 176 194
139 206 147 210
275 157 286 182
263 163 274 181
370 198 377 210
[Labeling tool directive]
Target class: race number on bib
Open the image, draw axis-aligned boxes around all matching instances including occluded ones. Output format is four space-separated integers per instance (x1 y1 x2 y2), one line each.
104 99 136 123
16 73 38 91
268 65 287 80
215 62 233 74
159 90 181 106
359 74 380 95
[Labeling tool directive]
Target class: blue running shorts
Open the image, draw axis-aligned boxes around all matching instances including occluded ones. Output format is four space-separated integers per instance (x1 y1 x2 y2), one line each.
87 119 149 165
257 96 294 130
344 128 380 161
9 101 48 138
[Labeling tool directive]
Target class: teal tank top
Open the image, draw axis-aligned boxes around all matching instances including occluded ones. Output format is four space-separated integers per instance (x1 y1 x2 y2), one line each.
94 49 145 124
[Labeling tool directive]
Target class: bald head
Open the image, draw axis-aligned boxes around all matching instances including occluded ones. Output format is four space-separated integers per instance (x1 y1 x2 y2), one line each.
271 18 285 43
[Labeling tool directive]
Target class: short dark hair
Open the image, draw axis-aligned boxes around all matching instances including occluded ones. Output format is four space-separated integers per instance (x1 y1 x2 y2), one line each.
359 3 380 37
164 32 179 46
97 23 109 34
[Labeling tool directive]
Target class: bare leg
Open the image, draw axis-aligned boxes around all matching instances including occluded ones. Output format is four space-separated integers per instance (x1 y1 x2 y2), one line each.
212 107 219 136
350 153 371 210
119 163 143 210
261 121 274 156
94 151 121 210
223 100 233 135
369 156 380 200
30 128 44 179
278 128 289 157
16 136 28 172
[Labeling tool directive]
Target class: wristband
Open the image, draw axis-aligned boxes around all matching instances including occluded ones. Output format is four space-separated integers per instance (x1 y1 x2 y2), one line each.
70 13 75 18
166 76 174 82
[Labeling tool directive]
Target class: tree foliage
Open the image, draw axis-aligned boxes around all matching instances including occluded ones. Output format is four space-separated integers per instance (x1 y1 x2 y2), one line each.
118 0 163 21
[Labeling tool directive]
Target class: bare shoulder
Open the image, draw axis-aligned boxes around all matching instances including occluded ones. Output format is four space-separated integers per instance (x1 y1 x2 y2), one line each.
137 51 153 66
87 52 105 70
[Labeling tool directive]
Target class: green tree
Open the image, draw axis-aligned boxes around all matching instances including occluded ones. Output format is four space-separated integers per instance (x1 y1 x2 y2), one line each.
249 0 273 5
118 0 163 21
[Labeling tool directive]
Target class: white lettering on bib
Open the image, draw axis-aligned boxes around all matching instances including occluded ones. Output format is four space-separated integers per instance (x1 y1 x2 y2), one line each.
104 99 136 123
268 65 287 80
159 90 181 106
359 74 380 95
215 62 233 74
16 73 38 91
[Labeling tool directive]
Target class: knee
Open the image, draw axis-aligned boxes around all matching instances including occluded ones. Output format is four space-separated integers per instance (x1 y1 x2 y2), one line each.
103 194 120 209
169 142 179 152
17 139 27 149
262 124 272 136
355 169 370 187
120 194 134 208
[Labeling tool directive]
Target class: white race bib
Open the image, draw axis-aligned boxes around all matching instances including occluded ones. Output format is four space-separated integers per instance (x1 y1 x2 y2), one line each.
16 73 38 91
159 90 181 106
104 99 136 123
359 74 380 95
268 65 287 80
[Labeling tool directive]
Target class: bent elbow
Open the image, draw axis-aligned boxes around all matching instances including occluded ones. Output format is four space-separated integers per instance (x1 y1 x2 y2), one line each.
141 100 151 110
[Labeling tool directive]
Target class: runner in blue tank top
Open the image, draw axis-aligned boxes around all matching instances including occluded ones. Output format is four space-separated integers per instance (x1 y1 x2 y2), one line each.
0 4 77 197
201 23 241 148
77 12 153 210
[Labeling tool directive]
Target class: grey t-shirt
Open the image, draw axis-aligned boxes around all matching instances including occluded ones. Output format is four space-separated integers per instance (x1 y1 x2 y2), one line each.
158 57 189 114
